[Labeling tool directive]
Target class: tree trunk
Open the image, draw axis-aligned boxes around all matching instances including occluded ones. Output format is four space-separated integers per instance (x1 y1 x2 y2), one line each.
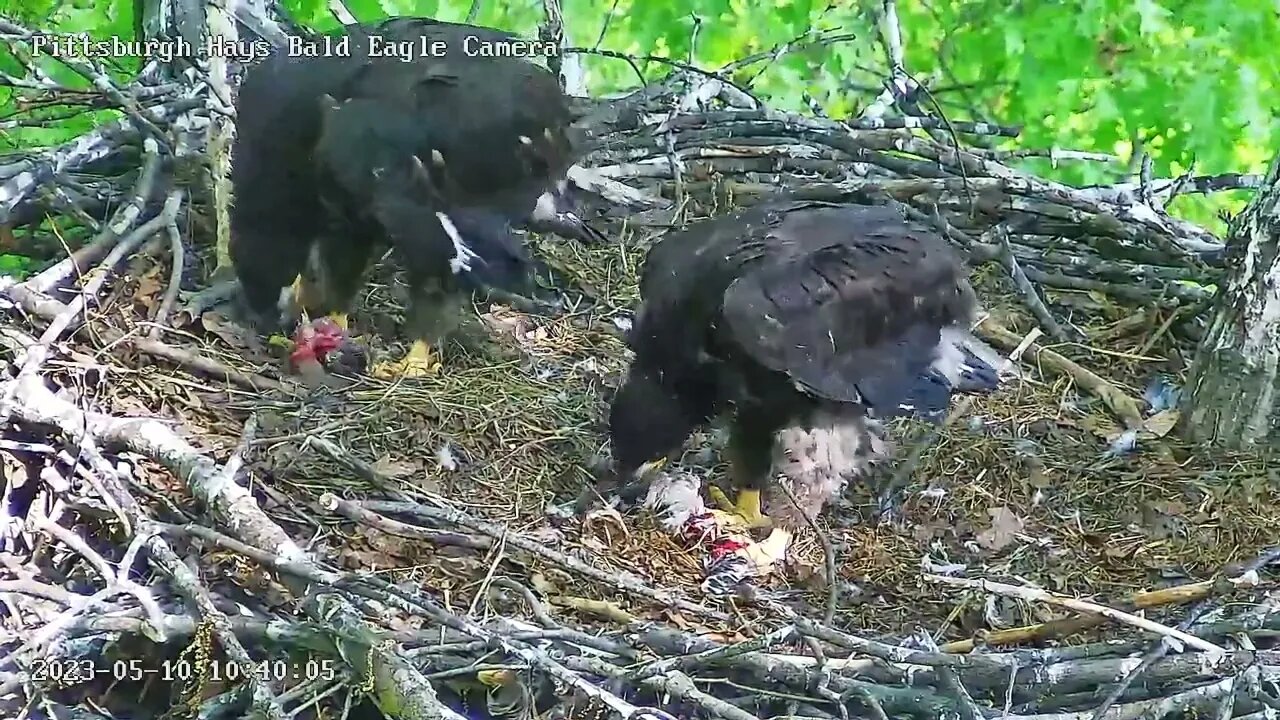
1179 153 1280 447
135 0 206 48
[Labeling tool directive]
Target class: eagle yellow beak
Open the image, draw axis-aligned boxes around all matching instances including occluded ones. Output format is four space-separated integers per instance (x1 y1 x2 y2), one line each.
477 668 516 688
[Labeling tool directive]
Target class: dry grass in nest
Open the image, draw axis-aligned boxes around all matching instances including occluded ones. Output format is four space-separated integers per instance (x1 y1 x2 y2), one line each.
775 326 1279 637
96 227 1280 641
276 322 625 513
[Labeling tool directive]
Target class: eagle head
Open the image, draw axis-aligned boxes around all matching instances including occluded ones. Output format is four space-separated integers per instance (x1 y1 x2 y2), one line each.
608 366 694 485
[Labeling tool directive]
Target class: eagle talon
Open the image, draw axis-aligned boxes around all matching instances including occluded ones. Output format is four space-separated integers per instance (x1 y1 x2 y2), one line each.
708 487 771 529
371 341 442 379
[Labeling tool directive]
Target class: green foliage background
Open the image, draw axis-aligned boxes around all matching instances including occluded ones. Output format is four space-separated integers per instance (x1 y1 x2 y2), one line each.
2 0 1277 234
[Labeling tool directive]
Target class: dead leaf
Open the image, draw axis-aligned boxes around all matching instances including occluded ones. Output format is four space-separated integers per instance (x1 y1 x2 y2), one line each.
529 572 557 595
664 611 691 630
370 454 417 479
364 528 413 559
1027 466 1051 489
583 506 628 541
255 409 292 435
1240 474 1270 503
1024 457 1051 488
1105 543 1135 559
788 557 825 589
134 268 164 309
1140 501 1188 540
200 312 255 351
539 568 575 590
1150 499 1187 516
1077 414 1122 439
413 474 442 494
337 546 395 571
1142 409 1180 438
976 506 1024 551
384 614 424 634
522 527 564 545
579 534 610 554
438 556 482 580
912 523 942 543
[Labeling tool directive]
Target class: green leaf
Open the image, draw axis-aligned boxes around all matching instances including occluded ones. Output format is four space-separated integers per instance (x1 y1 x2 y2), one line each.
0 254 33 279
1134 0 1172 36
0 0 1272 231
344 0 390 23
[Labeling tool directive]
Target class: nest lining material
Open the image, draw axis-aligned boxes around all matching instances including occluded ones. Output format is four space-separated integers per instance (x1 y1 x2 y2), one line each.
102 224 1280 638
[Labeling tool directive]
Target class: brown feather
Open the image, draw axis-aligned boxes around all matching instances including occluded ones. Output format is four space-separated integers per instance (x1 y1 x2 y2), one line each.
718 203 976 402
325 20 574 218
230 16 579 334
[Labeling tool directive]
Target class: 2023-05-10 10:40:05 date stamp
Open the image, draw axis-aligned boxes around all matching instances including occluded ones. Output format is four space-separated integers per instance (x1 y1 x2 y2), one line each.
30 656 339 688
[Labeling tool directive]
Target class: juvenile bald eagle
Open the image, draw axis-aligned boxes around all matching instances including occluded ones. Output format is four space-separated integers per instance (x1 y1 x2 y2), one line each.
603 199 1005 528
230 18 594 379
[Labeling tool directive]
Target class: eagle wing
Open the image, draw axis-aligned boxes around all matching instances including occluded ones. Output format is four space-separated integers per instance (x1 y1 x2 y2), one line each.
719 203 977 407
637 199 833 312
314 97 533 294
326 28 572 219
628 201 823 360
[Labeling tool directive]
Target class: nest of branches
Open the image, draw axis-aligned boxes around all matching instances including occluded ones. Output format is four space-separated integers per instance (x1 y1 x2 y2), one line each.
1 7 1278 720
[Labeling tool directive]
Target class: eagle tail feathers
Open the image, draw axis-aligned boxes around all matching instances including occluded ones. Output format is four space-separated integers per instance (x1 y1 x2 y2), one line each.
435 208 534 293
893 326 1008 421
525 185 606 244
931 325 1008 392
524 210 607 244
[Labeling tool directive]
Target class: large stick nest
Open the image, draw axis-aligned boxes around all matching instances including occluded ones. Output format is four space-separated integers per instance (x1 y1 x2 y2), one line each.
0 9 1277 720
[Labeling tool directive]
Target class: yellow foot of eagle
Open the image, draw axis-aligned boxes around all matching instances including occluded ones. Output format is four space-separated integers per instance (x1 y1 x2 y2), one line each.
324 312 349 331
372 340 442 379
708 487 772 529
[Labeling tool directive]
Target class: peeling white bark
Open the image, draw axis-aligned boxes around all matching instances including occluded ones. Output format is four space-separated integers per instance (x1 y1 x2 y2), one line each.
1180 153 1280 447
206 0 239 271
